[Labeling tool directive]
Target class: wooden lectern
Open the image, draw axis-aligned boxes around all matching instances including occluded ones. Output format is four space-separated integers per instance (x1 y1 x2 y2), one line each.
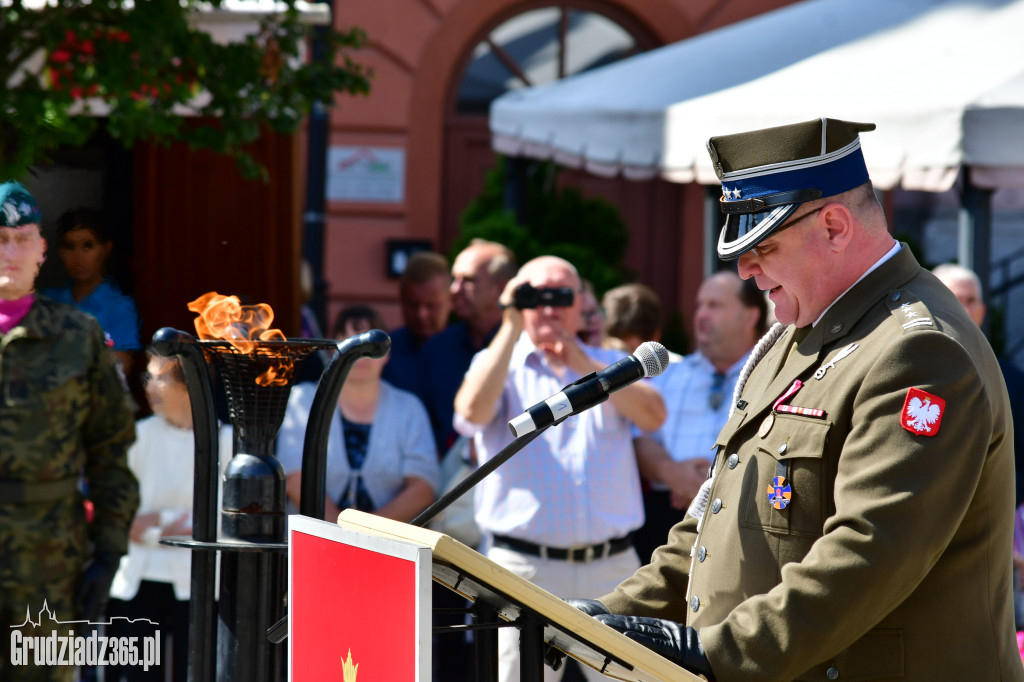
288 510 703 681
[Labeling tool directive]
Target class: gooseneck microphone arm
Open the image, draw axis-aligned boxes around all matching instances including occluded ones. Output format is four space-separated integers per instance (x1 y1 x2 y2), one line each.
411 425 551 528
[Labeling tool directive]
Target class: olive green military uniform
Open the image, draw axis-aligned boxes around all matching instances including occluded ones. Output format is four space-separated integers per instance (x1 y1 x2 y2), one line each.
1 297 138 680
602 247 1023 681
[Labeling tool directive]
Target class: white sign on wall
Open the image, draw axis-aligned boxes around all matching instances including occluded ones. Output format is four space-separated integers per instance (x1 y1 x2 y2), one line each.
326 146 405 203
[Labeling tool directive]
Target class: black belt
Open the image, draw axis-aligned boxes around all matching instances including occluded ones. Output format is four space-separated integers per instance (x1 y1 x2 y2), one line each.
492 534 633 563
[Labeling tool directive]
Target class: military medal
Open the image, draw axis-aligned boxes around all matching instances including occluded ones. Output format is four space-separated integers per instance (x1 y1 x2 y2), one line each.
773 380 825 417
762 381 826 430
767 476 792 510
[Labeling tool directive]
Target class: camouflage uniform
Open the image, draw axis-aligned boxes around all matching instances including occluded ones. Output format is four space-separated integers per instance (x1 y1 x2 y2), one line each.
1 296 139 681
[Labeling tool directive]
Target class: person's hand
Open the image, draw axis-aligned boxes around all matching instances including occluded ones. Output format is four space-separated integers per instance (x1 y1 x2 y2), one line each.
128 512 161 544
536 318 595 376
76 551 122 622
565 598 610 618
593 615 715 680
663 458 712 509
546 599 613 671
161 512 192 537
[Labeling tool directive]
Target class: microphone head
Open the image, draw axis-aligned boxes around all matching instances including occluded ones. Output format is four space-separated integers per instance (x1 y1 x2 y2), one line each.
634 341 670 377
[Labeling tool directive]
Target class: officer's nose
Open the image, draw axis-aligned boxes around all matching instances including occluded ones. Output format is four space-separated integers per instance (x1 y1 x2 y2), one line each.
737 251 762 280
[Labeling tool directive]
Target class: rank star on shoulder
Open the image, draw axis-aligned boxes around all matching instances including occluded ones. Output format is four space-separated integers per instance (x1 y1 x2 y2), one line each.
899 303 918 318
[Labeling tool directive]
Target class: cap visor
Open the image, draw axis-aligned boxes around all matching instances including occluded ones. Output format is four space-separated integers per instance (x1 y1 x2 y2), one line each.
717 203 798 261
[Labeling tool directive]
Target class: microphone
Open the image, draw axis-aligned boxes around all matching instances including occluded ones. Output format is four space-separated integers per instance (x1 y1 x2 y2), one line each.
508 341 670 438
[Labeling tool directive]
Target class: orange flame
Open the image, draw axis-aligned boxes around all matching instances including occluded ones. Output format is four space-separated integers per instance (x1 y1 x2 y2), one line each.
187 292 290 386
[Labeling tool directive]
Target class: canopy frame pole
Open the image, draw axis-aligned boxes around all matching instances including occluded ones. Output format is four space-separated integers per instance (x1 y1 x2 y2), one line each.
958 166 995 337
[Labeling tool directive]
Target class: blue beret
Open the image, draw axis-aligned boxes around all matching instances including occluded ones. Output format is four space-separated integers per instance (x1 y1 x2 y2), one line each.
0 181 42 227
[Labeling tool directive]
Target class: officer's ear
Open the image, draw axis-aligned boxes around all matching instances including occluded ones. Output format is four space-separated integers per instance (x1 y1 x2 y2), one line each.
820 202 854 254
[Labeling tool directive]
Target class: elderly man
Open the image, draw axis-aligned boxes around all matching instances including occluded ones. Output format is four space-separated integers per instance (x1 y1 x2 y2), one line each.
932 262 1024 507
454 255 665 682
631 271 766 564
566 119 1022 681
419 239 516 454
0 181 138 681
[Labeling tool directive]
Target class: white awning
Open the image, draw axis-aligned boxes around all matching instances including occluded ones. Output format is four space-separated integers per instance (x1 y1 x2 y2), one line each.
491 0 1024 191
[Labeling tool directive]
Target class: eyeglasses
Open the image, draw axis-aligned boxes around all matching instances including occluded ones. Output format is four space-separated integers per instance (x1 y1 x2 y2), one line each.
708 372 726 411
776 206 822 234
749 207 823 258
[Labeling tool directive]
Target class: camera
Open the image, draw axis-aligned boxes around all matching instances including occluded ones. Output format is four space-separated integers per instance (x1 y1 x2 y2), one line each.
511 283 575 309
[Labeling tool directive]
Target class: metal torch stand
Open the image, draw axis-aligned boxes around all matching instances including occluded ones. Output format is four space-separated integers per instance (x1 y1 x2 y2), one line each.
154 327 388 682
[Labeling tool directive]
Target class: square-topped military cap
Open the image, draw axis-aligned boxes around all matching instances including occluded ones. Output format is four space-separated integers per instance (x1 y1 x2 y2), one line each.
707 117 875 260
0 181 42 227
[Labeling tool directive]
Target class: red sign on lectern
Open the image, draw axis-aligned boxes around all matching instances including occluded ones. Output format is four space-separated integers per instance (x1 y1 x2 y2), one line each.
288 515 432 681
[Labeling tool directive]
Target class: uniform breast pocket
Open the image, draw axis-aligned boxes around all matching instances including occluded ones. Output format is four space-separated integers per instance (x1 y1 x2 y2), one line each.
740 415 830 538
3 360 86 412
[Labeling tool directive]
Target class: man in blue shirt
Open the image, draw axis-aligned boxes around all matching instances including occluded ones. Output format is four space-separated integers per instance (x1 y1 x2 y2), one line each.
632 271 766 564
381 251 451 395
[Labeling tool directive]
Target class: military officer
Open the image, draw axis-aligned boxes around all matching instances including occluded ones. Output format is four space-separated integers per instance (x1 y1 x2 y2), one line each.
564 119 1023 680
0 181 138 681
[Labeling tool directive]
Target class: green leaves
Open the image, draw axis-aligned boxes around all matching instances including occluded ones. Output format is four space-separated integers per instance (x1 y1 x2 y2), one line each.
1 0 371 179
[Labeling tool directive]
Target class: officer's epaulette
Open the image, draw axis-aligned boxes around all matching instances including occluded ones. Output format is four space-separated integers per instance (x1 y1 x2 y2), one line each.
886 290 934 332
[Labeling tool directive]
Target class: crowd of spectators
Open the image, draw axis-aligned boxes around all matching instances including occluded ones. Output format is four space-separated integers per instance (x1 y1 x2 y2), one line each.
8 170 1024 679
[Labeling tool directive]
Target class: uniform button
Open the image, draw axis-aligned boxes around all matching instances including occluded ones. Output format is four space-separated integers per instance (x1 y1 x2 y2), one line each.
697 546 707 562
711 498 723 514
777 443 788 455
727 454 739 469
830 323 844 334
690 596 700 612
890 291 901 302
826 666 839 679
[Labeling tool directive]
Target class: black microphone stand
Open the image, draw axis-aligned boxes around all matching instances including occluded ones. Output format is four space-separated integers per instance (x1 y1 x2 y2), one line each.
410 421 560 682
411 424 550 528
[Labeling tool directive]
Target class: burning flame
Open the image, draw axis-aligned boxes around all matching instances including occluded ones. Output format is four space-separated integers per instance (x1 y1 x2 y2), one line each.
187 292 291 386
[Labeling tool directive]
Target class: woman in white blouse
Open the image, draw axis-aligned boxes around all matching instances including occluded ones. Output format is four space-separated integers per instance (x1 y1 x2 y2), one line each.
106 353 231 681
277 305 440 522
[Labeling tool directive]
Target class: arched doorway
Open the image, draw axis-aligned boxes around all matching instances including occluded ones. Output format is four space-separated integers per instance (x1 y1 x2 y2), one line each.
440 3 696 338
441 3 660 248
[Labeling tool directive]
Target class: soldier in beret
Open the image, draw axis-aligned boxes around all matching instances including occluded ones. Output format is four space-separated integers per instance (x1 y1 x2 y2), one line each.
0 181 138 681
564 119 1023 680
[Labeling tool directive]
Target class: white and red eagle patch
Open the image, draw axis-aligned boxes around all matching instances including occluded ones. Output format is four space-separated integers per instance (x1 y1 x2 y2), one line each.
900 388 946 436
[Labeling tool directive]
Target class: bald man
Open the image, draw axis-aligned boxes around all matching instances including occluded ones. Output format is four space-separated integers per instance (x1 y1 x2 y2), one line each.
933 262 1024 506
454 255 665 682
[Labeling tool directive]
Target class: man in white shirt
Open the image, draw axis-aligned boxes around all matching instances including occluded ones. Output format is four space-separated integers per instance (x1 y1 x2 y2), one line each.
632 271 767 563
453 255 665 682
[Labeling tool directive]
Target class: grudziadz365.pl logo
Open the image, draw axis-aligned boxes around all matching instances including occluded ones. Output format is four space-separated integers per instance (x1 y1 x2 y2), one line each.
10 601 161 671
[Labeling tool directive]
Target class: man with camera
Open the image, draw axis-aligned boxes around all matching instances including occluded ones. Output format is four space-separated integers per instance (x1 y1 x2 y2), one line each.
453 255 666 682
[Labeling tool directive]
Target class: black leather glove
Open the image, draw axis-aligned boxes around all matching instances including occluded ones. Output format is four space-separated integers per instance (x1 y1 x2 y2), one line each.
593 615 714 680
545 599 614 671
76 551 121 622
564 598 611 618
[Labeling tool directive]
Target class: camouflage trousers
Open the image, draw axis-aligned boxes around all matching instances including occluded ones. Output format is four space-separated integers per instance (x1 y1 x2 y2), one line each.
1 575 77 682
